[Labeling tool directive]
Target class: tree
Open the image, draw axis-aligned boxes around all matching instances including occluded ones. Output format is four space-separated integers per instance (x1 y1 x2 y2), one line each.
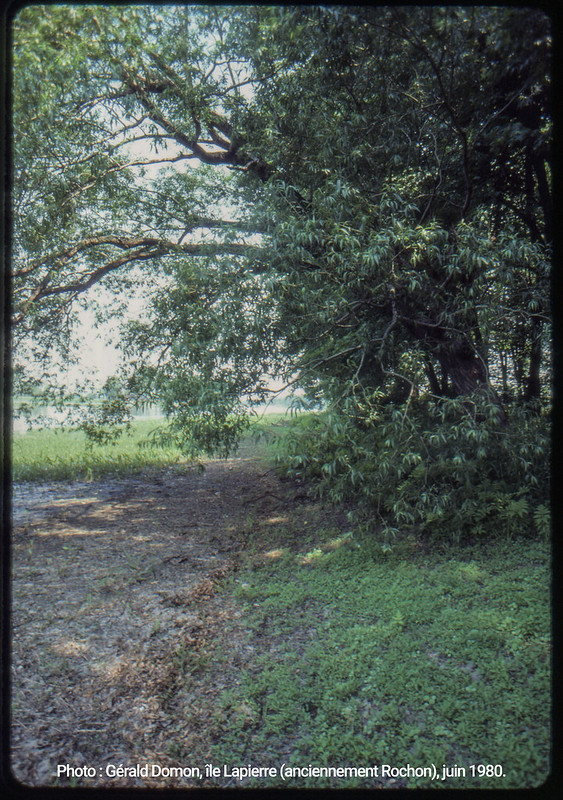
12 5 551 540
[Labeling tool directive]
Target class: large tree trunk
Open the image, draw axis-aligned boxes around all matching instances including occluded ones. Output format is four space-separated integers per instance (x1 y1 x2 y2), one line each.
423 354 442 396
407 315 507 423
438 341 507 424
438 341 487 396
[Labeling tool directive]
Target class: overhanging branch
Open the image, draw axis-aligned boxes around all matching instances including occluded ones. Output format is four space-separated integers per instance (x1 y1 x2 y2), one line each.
14 236 265 323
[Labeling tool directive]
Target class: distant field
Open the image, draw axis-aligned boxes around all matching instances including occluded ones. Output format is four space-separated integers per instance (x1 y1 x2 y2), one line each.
11 419 187 482
10 413 299 482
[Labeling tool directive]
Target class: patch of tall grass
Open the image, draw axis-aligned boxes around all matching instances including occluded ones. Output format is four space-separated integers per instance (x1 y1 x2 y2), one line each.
247 410 317 456
11 412 309 483
11 419 188 482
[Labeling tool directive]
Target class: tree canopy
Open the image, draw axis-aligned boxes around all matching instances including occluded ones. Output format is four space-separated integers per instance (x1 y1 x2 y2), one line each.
12 5 552 542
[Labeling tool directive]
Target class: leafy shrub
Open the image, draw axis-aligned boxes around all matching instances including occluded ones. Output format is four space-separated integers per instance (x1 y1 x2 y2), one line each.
275 397 550 546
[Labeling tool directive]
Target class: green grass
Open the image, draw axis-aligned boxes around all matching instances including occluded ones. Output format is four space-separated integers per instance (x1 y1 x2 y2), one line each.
247 410 315 453
11 419 189 482
10 412 302 483
207 536 551 790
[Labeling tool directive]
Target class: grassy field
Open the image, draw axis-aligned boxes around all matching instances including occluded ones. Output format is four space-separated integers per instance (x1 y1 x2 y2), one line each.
10 412 294 483
10 418 188 482
11 413 551 789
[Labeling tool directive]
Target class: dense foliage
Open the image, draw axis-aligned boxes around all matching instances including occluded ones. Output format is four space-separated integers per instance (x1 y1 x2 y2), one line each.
12 5 551 542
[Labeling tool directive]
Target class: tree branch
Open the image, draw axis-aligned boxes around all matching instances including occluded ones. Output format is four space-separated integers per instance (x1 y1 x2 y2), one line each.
120 69 272 180
14 237 265 322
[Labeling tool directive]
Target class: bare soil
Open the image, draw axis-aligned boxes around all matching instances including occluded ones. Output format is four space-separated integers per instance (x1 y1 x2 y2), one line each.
10 442 347 788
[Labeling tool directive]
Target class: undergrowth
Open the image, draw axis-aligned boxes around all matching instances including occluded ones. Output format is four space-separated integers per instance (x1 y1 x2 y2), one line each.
273 401 551 547
204 536 551 790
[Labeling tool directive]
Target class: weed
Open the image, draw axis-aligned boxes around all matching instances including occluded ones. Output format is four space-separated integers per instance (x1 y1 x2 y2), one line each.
167 742 184 759
172 641 210 677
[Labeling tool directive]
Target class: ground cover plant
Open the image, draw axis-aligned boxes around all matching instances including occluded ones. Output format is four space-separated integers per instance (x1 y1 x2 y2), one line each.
203 530 551 789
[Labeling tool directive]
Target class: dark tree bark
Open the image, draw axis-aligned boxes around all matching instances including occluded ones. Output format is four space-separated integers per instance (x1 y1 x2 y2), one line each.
438 342 507 424
423 354 441 396
438 341 487 396
524 315 544 401
405 314 507 422
533 155 552 243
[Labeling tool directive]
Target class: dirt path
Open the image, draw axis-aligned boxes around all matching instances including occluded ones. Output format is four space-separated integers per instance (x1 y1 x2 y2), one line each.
11 443 336 788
